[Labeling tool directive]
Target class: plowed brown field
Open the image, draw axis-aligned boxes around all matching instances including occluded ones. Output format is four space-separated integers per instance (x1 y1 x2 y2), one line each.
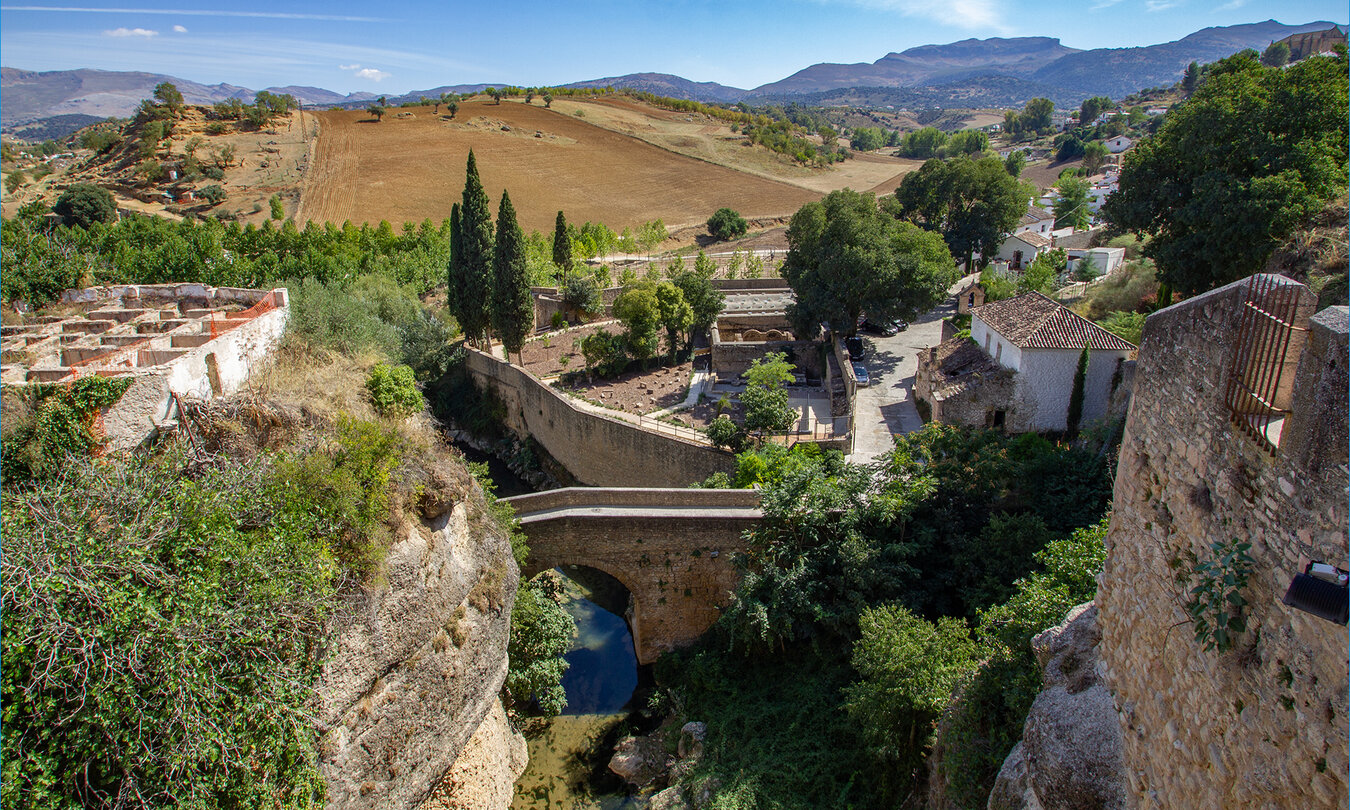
296 99 823 233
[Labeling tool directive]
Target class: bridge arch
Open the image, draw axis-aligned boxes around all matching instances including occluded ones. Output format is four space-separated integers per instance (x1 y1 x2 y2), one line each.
506 488 760 664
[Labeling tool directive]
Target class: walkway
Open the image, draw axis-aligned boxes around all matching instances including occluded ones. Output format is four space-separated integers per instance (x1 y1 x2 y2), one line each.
847 273 976 464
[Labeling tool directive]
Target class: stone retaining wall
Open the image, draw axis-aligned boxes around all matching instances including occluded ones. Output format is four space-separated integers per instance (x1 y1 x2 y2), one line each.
463 348 735 488
1097 276 1348 809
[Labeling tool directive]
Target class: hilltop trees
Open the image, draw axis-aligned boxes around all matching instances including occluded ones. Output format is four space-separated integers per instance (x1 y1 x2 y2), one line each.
891 154 1031 272
492 191 534 360
1103 49 1348 295
152 82 184 115
783 189 954 339
1261 41 1290 68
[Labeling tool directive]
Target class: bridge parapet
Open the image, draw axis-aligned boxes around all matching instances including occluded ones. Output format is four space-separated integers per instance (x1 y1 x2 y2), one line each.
504 488 760 663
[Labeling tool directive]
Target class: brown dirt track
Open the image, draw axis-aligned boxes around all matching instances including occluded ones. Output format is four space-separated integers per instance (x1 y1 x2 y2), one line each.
297 99 822 234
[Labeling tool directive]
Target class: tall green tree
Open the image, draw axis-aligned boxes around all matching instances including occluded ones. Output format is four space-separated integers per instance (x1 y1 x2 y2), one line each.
457 150 495 346
741 352 797 434
1102 50 1348 295
1078 95 1112 125
891 155 1031 272
654 282 694 361
492 190 534 360
1081 141 1109 176
670 264 725 346
447 202 465 329
1182 61 1201 95
1261 41 1291 68
152 82 184 115
1066 346 1089 438
552 210 572 279
784 189 953 338
1053 176 1092 230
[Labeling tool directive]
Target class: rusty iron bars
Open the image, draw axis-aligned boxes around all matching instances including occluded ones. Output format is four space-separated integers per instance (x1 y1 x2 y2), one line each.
1223 275 1306 453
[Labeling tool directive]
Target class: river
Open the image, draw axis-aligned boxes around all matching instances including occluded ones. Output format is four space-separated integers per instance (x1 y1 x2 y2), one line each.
454 441 644 809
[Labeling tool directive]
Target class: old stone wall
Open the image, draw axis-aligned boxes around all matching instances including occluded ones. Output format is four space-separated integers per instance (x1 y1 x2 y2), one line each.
464 348 735 487
318 480 519 810
1096 276 1348 809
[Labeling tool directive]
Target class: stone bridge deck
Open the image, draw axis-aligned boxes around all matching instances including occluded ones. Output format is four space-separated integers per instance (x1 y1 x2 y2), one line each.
502 488 761 663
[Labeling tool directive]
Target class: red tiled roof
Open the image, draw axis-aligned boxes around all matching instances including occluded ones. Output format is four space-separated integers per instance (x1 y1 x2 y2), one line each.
973 292 1136 351
1009 231 1052 249
1021 207 1054 224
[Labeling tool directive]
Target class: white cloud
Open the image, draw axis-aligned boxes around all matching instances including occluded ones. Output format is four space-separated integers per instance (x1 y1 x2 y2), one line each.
1145 0 1182 10
1214 0 1247 9
2 6 386 22
339 63 362 71
104 26 157 37
811 0 1002 30
172 24 187 32
1090 0 1125 8
355 68 391 81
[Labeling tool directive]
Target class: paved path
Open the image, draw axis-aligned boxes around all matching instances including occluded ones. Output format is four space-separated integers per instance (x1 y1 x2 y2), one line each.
847 274 977 464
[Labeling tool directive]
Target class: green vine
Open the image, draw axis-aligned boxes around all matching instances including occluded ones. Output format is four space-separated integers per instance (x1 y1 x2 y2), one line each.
1185 537 1255 652
0 376 132 486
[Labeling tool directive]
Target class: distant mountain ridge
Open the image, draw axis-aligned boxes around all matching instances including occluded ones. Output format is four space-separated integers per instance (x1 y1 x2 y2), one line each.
3 19 1345 138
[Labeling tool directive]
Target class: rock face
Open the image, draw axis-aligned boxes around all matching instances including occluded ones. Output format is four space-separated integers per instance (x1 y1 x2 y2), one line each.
316 471 520 810
418 698 528 810
988 603 1125 810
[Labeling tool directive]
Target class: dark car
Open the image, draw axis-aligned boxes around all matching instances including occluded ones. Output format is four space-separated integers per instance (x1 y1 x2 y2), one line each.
846 335 866 360
862 318 906 337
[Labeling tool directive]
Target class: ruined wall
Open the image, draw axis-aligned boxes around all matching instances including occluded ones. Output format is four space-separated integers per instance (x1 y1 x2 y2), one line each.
1097 276 1348 809
464 348 735 488
318 478 519 810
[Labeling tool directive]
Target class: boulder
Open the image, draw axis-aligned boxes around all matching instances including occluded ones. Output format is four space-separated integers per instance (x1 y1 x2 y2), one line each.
988 602 1126 810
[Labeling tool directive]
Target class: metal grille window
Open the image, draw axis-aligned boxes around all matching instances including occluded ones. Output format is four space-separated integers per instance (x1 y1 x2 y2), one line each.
1223 275 1308 453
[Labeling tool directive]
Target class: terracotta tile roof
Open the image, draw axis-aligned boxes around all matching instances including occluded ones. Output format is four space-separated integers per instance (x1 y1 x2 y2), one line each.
1009 231 1052 249
1021 207 1054 224
973 292 1137 351
926 337 1010 397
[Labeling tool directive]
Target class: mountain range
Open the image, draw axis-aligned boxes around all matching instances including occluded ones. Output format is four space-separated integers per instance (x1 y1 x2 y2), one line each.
2 19 1343 138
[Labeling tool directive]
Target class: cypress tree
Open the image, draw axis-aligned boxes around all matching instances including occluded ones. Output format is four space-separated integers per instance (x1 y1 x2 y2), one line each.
1066 345 1089 438
552 210 572 282
493 190 535 361
458 150 495 347
447 202 464 332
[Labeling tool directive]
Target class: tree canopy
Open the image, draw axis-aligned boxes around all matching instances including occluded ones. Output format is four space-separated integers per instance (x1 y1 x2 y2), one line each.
455 151 495 345
891 155 1031 272
1053 176 1091 231
53 184 116 229
491 190 534 359
1101 50 1348 295
707 207 748 241
783 189 954 338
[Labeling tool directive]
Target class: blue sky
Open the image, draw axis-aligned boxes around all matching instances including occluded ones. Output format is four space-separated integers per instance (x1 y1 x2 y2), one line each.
1 1 1345 93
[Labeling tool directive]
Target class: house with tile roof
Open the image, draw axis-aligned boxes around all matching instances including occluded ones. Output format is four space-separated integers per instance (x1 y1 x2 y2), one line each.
973 292 1135 431
996 230 1053 270
917 292 1136 433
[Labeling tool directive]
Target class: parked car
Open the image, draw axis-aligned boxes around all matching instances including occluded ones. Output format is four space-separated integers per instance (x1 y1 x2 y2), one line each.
846 335 866 360
852 363 871 387
861 318 906 336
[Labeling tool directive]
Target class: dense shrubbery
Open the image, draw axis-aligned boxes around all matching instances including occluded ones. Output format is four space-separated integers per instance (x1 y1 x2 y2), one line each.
365 363 424 417
666 425 1114 808
0 376 132 486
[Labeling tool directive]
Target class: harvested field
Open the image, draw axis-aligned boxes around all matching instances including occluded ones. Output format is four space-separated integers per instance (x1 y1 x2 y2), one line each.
297 100 821 233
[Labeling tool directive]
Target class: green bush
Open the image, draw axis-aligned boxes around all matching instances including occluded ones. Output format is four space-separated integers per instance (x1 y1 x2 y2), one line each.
506 574 576 716
53 183 116 228
707 207 748 241
1 451 337 808
704 414 746 452
579 329 630 378
198 184 226 205
365 363 424 417
270 194 285 220
202 164 225 180
0 376 131 485
561 272 602 315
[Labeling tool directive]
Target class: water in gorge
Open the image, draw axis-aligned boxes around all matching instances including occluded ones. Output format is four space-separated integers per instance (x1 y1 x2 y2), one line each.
512 567 646 810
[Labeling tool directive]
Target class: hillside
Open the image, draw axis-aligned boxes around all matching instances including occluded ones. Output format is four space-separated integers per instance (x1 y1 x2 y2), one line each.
561 73 747 103
295 98 825 232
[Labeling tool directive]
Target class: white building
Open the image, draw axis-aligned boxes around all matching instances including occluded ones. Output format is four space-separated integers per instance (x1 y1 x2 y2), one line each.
997 230 1052 270
1104 135 1133 153
1066 247 1126 277
971 292 1136 432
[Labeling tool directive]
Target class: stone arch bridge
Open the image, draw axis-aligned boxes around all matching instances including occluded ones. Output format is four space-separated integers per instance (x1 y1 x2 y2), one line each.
501 488 761 664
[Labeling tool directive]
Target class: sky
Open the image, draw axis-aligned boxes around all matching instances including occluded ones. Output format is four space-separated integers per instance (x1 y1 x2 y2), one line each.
1 1 1346 94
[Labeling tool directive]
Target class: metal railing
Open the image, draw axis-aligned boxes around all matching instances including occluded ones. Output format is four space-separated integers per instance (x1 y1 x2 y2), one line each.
1223 275 1306 453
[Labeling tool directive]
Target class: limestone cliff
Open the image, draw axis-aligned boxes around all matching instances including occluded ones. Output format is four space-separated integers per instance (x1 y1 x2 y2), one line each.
988 603 1125 810
315 460 522 810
